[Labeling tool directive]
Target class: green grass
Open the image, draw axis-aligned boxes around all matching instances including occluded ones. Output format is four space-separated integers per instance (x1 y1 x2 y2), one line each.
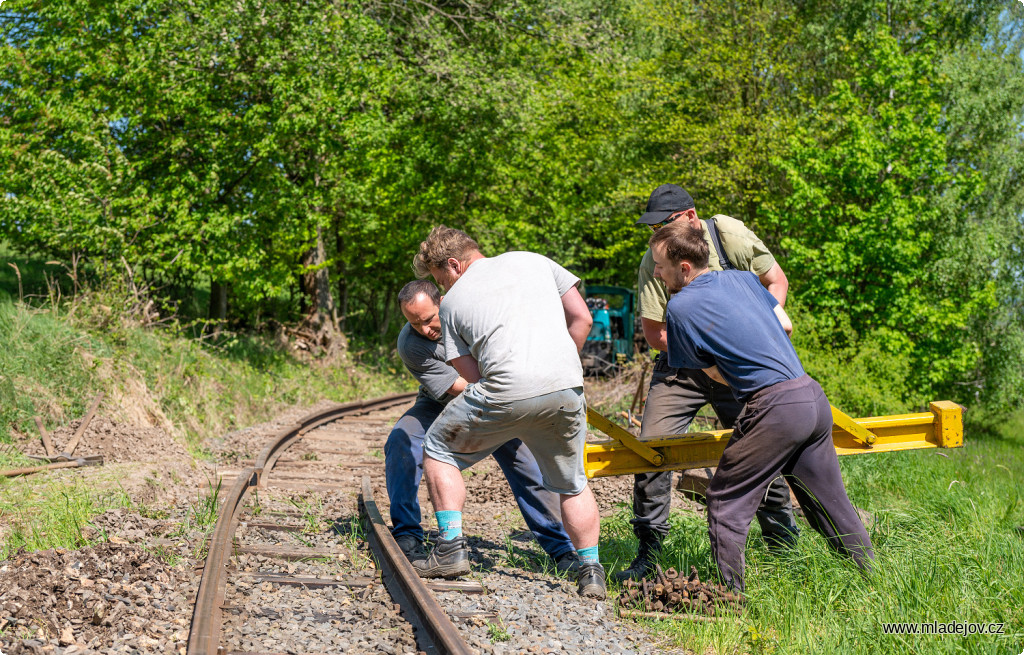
600 422 1024 654
487 619 512 643
0 476 134 558
188 477 223 529
0 283 411 559
288 494 327 534
0 244 77 304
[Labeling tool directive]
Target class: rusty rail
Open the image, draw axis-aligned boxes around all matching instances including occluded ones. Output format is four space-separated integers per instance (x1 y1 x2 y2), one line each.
186 392 418 655
360 475 473 655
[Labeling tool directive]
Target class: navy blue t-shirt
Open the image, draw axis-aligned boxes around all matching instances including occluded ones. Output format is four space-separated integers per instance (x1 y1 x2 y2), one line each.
666 270 804 404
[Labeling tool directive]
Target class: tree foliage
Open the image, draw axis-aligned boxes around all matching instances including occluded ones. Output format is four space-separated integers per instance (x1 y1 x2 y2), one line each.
1 0 1022 411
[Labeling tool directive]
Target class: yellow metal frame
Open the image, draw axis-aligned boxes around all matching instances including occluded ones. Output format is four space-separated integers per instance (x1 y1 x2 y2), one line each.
584 401 963 479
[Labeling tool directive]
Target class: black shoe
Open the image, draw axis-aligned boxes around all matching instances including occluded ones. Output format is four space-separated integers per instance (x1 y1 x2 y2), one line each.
576 562 607 599
412 536 470 579
612 536 662 582
394 535 427 563
552 550 580 575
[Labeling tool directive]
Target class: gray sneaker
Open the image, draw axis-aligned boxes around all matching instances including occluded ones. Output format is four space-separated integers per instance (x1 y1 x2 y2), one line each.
394 535 427 564
576 562 607 599
412 536 470 579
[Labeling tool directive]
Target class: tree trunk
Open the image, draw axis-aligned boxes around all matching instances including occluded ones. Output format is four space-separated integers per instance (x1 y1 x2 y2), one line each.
208 280 228 337
300 225 347 358
334 213 348 333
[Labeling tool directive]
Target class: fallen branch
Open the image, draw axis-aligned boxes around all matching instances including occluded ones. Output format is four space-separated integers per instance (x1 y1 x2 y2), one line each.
617 609 736 623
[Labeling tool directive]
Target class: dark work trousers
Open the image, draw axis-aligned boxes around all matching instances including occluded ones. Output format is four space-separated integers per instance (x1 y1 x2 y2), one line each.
707 375 875 590
632 355 798 545
384 394 575 560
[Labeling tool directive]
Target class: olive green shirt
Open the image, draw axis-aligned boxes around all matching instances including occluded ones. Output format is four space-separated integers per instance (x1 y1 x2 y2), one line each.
637 214 776 322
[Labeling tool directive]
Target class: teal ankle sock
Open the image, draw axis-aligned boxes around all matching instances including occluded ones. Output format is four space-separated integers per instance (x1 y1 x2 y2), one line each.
435 510 463 540
577 545 599 564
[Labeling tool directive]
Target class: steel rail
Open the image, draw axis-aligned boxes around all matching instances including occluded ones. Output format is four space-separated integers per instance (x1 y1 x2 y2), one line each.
360 475 474 655
186 391 417 655
256 392 420 476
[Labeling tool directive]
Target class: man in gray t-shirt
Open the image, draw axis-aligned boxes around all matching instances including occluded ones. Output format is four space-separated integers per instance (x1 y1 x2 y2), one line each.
409 226 606 600
438 250 585 400
385 279 578 572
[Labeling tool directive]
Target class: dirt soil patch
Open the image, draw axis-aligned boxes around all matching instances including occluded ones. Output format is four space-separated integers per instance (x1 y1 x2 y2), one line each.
13 415 211 507
0 541 196 654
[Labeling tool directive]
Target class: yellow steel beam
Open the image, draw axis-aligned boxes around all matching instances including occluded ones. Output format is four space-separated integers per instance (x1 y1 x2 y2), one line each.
831 405 876 447
586 408 664 467
584 400 963 479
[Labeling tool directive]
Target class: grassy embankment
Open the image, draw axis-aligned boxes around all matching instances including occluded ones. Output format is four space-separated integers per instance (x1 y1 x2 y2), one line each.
588 369 1024 655
0 254 411 558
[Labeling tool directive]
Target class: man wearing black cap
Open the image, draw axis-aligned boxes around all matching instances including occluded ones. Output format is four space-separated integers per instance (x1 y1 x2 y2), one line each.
615 183 800 582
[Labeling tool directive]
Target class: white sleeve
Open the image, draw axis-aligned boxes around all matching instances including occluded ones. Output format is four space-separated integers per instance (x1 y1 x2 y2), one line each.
546 256 581 296
439 301 473 361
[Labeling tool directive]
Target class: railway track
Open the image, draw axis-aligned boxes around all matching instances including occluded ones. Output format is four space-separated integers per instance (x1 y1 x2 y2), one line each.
186 392 482 655
183 393 659 655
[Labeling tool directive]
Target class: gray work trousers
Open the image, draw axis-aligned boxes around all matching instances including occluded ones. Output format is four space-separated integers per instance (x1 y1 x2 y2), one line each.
708 375 874 590
631 356 798 545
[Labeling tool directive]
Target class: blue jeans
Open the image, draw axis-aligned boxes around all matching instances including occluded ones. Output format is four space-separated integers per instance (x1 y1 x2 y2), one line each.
384 394 575 560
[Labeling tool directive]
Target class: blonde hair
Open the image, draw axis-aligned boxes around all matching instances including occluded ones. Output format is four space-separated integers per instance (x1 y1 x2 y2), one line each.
412 225 481 278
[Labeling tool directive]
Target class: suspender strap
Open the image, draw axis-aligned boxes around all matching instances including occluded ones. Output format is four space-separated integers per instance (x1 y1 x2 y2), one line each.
703 217 733 270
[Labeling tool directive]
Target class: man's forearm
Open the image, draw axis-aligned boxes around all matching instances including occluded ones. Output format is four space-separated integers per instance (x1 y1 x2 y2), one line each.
446 377 469 396
641 317 668 352
773 305 793 336
450 355 481 384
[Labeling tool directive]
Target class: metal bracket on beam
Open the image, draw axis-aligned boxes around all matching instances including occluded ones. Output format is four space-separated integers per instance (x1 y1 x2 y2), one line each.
831 404 876 447
930 400 964 448
586 408 664 467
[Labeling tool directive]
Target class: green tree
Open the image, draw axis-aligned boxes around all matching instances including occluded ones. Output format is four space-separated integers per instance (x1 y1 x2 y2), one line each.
764 12 1023 407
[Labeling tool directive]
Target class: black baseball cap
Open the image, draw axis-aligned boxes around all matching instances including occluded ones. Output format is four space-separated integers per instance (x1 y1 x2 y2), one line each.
636 184 695 225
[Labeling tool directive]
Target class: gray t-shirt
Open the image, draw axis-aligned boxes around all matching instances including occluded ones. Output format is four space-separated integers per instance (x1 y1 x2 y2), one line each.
397 323 459 405
439 251 584 401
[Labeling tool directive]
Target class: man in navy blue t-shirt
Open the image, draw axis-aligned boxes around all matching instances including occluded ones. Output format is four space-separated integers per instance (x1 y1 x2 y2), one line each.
649 221 874 591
